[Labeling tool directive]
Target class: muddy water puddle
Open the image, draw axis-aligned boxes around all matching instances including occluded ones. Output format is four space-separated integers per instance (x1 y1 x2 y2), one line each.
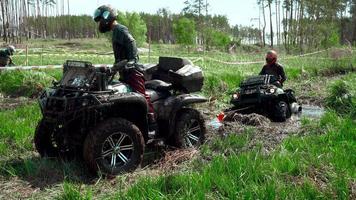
206 104 326 152
208 104 325 130
301 105 325 118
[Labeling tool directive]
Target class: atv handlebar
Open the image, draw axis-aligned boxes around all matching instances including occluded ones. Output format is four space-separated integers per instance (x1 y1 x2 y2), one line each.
112 60 128 72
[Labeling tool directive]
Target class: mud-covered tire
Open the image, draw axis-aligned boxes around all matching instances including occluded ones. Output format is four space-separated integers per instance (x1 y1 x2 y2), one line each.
174 108 206 148
272 101 288 122
34 119 60 157
83 118 145 176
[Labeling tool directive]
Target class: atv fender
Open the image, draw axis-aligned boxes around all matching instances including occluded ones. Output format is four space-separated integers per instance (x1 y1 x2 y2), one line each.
277 93 289 103
102 93 149 140
158 94 207 138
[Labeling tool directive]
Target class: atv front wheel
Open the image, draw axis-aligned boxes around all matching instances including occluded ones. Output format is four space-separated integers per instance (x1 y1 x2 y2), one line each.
83 118 145 176
272 100 289 122
174 108 206 148
34 119 60 157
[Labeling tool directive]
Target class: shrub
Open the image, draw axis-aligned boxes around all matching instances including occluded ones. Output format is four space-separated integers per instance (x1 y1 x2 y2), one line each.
0 70 55 97
325 80 355 117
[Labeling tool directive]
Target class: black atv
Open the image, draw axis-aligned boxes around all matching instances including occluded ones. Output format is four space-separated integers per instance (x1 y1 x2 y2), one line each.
35 57 207 176
223 75 302 122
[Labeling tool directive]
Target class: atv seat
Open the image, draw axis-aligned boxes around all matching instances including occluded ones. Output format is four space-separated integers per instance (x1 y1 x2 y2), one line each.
146 89 169 102
145 80 173 91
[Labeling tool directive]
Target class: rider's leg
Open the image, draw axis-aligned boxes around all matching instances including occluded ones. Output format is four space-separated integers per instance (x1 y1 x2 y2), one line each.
124 69 157 137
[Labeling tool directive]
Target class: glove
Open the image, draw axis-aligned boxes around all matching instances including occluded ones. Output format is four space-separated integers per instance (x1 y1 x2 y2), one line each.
112 60 128 72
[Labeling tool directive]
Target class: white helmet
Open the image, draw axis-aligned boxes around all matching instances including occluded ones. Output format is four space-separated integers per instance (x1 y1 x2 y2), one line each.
6 45 16 56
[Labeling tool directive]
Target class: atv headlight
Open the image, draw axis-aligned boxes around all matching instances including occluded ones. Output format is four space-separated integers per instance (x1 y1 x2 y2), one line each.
232 93 240 99
266 86 277 94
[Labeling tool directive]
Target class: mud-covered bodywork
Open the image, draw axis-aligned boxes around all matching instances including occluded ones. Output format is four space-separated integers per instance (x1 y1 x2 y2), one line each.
36 58 207 175
39 60 149 150
227 75 301 122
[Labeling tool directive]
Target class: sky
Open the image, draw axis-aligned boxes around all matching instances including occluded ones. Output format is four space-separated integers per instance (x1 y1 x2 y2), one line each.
68 0 260 27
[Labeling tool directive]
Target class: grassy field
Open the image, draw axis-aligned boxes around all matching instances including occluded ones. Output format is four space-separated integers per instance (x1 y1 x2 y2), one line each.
0 40 355 199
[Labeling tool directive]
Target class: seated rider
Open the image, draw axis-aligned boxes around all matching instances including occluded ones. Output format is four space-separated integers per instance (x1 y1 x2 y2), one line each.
259 50 286 87
0 45 16 67
93 5 157 137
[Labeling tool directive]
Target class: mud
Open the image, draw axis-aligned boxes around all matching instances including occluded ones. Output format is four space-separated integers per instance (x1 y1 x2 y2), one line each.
0 94 34 111
155 148 199 171
286 75 344 107
0 177 38 199
224 112 271 126
212 113 303 153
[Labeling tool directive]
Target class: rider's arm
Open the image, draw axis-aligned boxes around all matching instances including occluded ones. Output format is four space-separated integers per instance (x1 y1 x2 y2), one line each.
279 66 287 83
8 57 13 65
259 65 266 75
122 29 138 63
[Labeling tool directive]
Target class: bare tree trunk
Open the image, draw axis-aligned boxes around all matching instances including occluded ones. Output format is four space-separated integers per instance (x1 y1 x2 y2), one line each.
1 0 6 42
283 2 289 53
268 1 273 47
278 0 282 47
262 1 266 47
275 0 280 47
288 0 293 48
298 0 304 53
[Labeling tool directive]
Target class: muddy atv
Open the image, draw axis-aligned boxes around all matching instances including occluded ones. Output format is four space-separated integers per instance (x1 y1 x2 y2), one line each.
35 57 207 176
223 75 302 122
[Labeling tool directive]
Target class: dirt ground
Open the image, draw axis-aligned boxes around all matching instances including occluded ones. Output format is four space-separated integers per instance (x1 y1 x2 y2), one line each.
208 112 306 154
285 75 343 107
0 93 35 111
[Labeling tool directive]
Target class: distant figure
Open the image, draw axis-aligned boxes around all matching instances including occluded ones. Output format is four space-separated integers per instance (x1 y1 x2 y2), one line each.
259 50 286 87
0 45 16 67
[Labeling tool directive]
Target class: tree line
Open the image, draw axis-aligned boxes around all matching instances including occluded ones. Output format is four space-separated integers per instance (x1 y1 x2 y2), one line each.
0 0 98 42
1 0 356 52
257 0 356 52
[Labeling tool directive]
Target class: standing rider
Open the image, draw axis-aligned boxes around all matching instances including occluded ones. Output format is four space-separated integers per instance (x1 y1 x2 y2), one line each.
93 5 157 136
259 50 286 87
0 45 16 67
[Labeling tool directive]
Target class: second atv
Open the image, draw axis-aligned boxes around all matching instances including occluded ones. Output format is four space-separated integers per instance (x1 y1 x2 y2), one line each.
35 57 207 176
223 75 302 122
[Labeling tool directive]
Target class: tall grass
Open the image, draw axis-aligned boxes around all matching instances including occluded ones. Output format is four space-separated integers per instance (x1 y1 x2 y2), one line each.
0 103 41 155
0 44 355 199
56 182 92 200
121 112 355 199
325 73 356 118
0 70 61 97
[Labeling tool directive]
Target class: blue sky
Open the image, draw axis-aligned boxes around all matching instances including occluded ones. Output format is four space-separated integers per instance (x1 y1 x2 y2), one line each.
68 0 259 26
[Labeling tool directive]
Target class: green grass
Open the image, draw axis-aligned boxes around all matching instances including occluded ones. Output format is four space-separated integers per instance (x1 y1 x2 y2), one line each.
3 43 355 99
118 112 355 199
0 43 355 199
57 182 92 200
0 103 41 156
325 73 356 118
0 70 60 97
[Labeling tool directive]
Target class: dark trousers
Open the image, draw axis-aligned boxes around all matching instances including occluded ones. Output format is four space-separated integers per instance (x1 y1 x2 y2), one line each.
0 57 9 67
123 69 154 114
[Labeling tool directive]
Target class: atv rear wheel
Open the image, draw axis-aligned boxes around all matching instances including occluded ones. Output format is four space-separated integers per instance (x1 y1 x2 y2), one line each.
272 101 289 122
174 108 206 148
34 119 60 157
83 118 145 176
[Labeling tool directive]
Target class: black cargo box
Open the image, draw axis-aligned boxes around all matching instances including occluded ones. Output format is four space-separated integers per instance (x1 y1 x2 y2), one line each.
152 57 204 93
139 63 159 81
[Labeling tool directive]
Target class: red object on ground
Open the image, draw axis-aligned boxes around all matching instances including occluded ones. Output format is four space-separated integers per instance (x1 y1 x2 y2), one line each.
217 112 225 122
